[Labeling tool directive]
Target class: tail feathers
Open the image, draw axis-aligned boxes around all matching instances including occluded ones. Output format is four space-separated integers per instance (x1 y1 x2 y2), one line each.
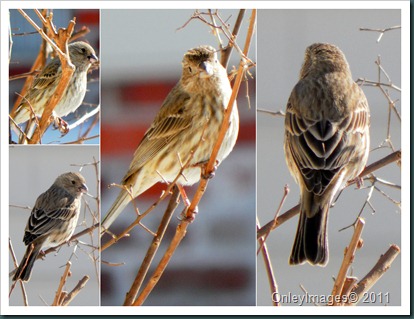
12 244 41 282
289 197 329 266
11 107 26 125
101 189 131 235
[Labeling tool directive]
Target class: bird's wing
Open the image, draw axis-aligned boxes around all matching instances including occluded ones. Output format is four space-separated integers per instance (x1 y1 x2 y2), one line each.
123 85 192 181
285 81 369 196
23 190 77 245
31 59 62 90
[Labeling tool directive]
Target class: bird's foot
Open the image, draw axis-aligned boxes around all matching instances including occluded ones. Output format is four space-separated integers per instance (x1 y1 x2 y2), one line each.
39 250 46 260
178 205 198 222
53 116 70 135
355 176 364 188
199 160 219 180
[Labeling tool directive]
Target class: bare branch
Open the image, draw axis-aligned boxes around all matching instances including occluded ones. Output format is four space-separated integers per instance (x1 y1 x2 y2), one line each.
346 244 400 305
330 218 365 305
257 218 280 306
61 276 90 306
52 261 72 306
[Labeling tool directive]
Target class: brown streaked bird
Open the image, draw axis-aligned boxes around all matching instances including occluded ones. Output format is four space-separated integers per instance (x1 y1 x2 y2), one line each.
284 43 370 266
12 172 88 282
11 41 98 125
101 45 239 234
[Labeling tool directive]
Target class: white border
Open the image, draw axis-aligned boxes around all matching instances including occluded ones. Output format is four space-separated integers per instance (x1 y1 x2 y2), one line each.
1 0 410 315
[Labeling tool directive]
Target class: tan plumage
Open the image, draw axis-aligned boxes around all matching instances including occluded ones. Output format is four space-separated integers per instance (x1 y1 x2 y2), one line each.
101 45 239 233
12 41 98 125
12 172 88 282
284 43 370 266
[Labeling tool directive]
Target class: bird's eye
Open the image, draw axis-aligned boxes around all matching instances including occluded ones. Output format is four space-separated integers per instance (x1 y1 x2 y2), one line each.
71 180 76 185
81 48 86 53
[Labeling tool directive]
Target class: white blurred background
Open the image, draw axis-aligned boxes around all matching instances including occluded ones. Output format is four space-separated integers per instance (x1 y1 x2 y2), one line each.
9 145 100 306
256 9 401 306
100 9 257 306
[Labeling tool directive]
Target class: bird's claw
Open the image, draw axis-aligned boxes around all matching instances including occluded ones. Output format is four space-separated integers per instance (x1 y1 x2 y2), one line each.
54 117 70 135
201 160 218 180
39 250 46 260
355 176 364 188
178 206 198 222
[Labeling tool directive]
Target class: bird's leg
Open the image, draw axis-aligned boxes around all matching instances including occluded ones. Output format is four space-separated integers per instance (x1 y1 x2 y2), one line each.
177 184 198 222
355 176 364 189
177 184 191 207
179 205 198 222
39 249 46 260
193 160 219 180
346 175 365 190
53 115 70 135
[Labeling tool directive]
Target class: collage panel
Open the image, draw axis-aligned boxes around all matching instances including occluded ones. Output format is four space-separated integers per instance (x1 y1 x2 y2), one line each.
8 9 100 145
99 9 256 306
256 9 401 306
9 145 100 306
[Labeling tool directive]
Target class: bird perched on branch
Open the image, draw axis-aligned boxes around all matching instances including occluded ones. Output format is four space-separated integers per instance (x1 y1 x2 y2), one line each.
11 41 98 129
284 43 370 266
12 172 88 282
101 45 239 234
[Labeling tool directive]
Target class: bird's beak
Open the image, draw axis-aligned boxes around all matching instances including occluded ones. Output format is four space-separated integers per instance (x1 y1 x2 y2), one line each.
199 61 214 78
80 183 88 193
88 53 99 64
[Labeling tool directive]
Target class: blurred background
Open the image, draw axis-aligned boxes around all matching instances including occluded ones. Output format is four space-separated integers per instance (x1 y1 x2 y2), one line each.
256 10 401 306
9 145 100 306
8 9 100 144
100 9 256 306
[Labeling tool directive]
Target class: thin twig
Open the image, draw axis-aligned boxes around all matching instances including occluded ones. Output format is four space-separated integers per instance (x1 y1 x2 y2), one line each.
257 185 289 253
330 218 365 306
257 108 286 117
9 238 29 305
359 25 401 42
221 9 245 68
257 218 279 306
